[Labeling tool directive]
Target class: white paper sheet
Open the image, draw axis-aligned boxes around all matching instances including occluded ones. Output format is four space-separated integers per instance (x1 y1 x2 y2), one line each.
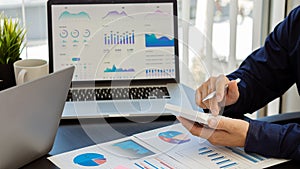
48 124 288 169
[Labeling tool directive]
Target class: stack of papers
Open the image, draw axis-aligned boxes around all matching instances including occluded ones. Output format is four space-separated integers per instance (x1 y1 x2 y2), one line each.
48 123 288 169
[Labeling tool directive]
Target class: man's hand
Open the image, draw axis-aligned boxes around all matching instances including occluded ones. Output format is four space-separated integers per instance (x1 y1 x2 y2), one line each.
177 116 249 147
196 75 240 115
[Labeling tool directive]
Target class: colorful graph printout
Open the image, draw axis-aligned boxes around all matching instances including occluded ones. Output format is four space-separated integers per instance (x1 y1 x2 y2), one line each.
48 125 288 169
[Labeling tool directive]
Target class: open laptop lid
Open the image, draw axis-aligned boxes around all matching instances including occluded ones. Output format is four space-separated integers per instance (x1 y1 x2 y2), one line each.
0 66 74 168
47 0 179 86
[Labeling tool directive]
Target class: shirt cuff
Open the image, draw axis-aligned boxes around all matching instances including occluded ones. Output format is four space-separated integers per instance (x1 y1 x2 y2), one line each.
244 120 281 158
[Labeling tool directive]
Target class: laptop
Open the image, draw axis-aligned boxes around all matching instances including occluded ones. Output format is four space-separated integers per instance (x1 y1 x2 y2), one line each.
0 66 74 169
47 0 194 118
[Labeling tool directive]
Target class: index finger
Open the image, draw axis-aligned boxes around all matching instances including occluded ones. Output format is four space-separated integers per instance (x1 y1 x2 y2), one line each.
196 88 207 109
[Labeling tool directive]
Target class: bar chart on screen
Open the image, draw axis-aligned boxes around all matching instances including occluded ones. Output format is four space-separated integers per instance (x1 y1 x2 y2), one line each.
104 31 135 45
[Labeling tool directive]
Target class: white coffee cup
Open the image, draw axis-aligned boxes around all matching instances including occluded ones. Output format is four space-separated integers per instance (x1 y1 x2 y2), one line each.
14 59 49 85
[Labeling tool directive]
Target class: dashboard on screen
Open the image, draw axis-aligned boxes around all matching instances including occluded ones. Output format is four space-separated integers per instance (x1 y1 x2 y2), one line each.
50 2 178 82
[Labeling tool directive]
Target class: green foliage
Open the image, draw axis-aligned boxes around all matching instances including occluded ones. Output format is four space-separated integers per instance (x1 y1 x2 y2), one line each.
0 13 26 64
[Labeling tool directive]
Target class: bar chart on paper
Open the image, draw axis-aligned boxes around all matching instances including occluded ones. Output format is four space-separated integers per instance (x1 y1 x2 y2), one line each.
172 142 270 169
132 154 188 169
197 147 238 169
226 147 266 164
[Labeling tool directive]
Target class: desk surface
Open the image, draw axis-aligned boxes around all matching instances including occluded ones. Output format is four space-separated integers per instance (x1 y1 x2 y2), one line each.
21 116 299 169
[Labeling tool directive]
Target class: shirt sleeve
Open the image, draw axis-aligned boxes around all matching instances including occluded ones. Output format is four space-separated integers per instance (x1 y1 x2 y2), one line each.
222 6 300 117
222 6 300 160
245 120 300 160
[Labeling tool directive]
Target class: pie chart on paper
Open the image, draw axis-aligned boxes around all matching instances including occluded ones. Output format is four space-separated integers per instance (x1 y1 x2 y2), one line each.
73 153 107 167
158 131 190 144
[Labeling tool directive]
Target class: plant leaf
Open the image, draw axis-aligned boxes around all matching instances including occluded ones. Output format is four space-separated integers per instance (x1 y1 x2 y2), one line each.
0 12 26 64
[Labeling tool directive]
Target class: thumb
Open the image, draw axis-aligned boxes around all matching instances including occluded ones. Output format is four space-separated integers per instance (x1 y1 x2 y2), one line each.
228 80 239 93
208 116 232 130
225 81 240 105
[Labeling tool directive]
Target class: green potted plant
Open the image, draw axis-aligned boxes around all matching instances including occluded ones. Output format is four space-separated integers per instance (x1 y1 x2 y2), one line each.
0 12 26 90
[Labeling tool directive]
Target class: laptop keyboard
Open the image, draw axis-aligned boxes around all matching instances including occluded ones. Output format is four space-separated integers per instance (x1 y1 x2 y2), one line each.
66 87 170 102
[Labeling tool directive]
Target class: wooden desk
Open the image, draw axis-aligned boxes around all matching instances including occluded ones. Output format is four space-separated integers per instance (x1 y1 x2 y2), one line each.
21 116 299 169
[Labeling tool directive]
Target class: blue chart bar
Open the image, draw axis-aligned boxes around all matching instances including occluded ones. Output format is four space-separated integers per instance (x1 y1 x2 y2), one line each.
226 147 260 163
216 159 230 165
111 33 113 44
144 160 159 169
220 162 238 169
104 31 135 45
199 150 213 155
211 156 225 161
248 153 266 161
132 32 135 44
208 153 219 157
134 163 144 169
198 147 208 151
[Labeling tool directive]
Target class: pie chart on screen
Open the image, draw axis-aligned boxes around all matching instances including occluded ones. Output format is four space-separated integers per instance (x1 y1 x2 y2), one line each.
73 153 107 167
158 131 190 144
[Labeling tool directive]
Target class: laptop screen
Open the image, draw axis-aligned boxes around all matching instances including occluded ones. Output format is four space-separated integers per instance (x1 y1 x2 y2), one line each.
48 0 179 84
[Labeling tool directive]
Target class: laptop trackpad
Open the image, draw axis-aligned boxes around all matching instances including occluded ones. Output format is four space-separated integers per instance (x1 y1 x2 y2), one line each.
98 100 166 114
98 101 141 114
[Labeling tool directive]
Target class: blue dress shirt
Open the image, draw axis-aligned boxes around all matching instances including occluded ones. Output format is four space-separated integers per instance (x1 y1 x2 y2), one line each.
224 6 300 160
